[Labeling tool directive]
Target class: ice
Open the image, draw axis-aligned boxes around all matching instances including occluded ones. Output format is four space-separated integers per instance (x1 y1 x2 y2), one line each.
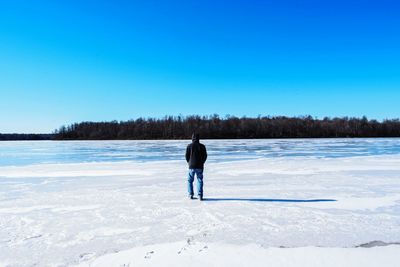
0 139 400 266
1 138 400 166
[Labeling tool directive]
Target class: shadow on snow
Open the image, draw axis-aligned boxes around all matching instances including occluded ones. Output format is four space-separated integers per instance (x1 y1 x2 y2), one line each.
203 198 337 202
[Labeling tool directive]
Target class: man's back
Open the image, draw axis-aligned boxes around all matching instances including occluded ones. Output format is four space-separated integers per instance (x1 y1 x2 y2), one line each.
186 141 207 169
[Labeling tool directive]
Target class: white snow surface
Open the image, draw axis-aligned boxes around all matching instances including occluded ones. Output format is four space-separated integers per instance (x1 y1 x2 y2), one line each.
1 140 400 266
76 242 400 267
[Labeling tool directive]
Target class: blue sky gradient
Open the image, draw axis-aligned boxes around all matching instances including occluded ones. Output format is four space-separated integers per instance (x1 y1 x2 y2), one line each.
1 0 399 133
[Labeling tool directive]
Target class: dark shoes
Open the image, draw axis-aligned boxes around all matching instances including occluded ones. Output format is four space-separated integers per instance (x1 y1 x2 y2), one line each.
189 195 203 201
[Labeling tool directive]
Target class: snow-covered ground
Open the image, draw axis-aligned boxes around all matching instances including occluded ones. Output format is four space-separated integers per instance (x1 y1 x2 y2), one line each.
0 140 400 266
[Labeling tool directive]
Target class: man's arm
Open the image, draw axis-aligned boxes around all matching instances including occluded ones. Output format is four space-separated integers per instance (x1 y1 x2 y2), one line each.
202 145 207 163
185 145 190 162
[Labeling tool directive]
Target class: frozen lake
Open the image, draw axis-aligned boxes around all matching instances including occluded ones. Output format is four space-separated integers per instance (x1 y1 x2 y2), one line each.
1 139 400 266
2 138 400 167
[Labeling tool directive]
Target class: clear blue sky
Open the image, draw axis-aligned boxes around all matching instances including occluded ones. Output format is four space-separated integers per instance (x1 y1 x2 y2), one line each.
1 0 399 133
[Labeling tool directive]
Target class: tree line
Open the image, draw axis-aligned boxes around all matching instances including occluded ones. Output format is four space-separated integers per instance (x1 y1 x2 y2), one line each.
0 133 54 141
53 115 400 140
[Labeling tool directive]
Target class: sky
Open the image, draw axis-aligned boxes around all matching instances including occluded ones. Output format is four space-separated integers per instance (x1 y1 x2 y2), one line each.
0 0 399 133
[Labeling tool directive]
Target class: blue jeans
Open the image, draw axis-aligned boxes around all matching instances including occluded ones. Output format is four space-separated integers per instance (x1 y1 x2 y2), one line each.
187 168 204 196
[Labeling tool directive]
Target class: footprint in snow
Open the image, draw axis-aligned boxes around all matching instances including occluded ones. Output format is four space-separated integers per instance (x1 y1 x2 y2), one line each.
177 247 187 254
79 252 95 261
144 251 154 259
198 245 208 252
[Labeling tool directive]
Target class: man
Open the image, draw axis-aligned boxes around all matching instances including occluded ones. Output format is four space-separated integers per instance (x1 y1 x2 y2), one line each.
185 133 207 201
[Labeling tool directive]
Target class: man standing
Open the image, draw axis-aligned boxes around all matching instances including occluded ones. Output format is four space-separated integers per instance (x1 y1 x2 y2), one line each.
185 133 207 201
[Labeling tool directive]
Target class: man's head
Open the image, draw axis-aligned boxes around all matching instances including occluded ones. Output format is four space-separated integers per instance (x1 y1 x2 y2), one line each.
192 133 200 142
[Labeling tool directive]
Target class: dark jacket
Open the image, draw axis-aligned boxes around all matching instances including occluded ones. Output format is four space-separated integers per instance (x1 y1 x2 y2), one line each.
186 134 207 169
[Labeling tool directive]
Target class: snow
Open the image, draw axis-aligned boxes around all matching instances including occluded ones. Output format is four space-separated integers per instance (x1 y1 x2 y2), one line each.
1 139 400 266
76 242 400 267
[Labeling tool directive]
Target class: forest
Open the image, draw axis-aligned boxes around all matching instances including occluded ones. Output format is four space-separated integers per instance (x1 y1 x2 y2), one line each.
0 133 54 141
53 115 400 140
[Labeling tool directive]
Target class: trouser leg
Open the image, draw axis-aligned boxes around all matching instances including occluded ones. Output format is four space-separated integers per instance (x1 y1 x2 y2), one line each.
196 169 203 196
187 169 195 196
